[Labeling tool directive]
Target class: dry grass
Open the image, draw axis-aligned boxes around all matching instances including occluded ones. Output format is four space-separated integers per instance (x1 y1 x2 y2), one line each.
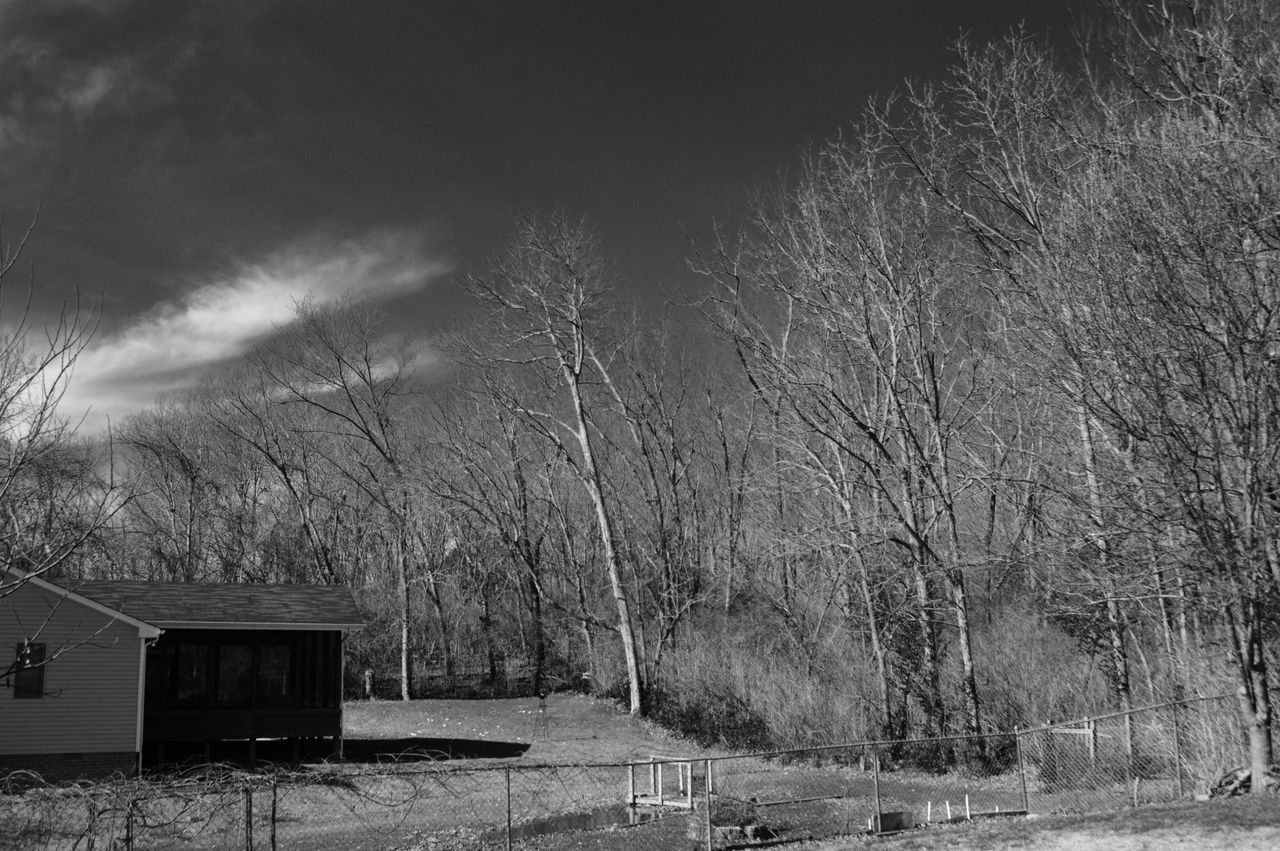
344 697 1280 850
806 796 1280 850
343 693 702 765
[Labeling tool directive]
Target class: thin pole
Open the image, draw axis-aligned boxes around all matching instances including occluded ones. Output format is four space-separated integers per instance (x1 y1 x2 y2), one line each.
703 759 713 851
270 781 278 851
872 747 881 832
244 786 253 851
1170 701 1185 799
1124 713 1136 805
1015 728 1029 813
505 767 513 851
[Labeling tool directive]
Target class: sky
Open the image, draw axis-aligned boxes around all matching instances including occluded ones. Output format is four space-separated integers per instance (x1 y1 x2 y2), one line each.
0 0 1083 433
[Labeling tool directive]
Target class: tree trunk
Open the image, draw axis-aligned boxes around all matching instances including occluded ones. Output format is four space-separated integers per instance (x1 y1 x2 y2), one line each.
529 572 546 694
1228 603 1273 794
912 556 945 739
566 374 643 714
396 537 412 701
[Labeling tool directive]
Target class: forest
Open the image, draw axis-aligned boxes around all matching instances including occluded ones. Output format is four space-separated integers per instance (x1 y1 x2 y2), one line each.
2 0 1278 787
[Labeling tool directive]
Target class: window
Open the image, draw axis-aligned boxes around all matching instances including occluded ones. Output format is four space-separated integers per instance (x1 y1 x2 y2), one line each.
14 642 45 699
174 644 210 705
217 645 253 707
256 644 291 707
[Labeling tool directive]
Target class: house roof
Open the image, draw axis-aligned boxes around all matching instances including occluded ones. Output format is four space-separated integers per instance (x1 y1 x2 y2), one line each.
2 569 163 640
73 581 365 631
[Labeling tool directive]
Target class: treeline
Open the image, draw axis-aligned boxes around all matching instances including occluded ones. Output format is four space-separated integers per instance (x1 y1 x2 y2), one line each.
3 0 1278 784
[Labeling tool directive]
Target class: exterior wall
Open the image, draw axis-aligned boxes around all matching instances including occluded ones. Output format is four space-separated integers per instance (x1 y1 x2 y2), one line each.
0 579 144 759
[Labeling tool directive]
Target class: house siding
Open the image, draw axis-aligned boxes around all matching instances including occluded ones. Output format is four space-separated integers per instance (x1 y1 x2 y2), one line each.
0 579 144 757
0 751 137 782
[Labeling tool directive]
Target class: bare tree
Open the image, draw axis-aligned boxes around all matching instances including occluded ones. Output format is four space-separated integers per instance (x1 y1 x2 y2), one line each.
469 215 645 714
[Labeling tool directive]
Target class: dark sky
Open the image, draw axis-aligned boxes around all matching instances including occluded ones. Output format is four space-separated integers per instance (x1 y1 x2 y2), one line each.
0 0 1083 430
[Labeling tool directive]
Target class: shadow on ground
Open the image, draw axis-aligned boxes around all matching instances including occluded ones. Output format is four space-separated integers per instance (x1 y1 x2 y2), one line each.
341 736 530 762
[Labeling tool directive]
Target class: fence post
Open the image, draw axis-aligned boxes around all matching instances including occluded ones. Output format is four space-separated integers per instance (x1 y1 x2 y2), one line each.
1170 700 1185 800
1124 712 1137 806
270 780 278 851
872 747 882 831
1015 728 1029 813
244 785 253 851
505 767 513 851
703 759 713 851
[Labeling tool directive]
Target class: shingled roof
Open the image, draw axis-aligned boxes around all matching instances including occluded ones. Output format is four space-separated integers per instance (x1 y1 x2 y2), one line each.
74 581 365 630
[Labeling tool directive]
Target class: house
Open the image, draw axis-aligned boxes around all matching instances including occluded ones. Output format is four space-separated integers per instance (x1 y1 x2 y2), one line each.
1 572 364 781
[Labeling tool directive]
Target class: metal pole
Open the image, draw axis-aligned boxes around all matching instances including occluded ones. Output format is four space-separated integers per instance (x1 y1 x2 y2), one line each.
703 759 713 851
1124 713 1136 806
1015 728 1029 813
270 781 278 851
872 747 881 832
1170 700 1185 799
505 767 513 851
244 786 253 851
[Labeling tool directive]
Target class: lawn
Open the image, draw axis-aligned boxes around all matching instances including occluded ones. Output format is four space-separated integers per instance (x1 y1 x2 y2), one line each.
9 695 1276 850
343 692 695 765
339 696 1280 850
807 796 1280 850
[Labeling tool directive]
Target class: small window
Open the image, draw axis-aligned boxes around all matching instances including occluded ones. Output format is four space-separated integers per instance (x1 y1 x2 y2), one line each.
175 644 210 705
257 644 291 707
217 644 253 707
14 642 45 699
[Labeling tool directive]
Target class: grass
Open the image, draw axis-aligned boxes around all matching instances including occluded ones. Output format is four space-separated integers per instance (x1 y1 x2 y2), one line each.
9 696 1276 850
806 796 1280 850
343 692 696 764
343 696 1280 849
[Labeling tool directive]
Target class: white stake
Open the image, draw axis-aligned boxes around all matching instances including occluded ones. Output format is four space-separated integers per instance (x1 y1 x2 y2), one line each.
945 800 951 820
966 794 970 819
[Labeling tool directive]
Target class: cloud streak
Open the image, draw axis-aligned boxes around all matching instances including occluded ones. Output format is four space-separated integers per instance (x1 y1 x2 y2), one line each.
63 228 449 432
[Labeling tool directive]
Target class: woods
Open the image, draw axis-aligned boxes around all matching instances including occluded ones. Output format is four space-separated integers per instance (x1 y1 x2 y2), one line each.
6 0 1279 793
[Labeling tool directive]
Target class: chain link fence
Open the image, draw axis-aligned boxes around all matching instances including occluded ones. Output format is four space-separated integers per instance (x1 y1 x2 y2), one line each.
0 693 1251 850
1017 693 1244 814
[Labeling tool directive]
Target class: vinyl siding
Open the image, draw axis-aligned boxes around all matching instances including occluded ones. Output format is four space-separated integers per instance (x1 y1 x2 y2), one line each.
0 579 145 755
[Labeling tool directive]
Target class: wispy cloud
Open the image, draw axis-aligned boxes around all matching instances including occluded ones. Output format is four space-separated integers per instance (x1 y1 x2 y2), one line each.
62 228 449 432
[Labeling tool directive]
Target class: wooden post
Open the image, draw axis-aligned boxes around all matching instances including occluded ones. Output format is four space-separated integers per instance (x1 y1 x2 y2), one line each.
505 767 513 851
628 762 635 806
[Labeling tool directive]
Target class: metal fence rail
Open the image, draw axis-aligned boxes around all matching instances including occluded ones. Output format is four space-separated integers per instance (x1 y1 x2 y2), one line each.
0 692 1252 850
